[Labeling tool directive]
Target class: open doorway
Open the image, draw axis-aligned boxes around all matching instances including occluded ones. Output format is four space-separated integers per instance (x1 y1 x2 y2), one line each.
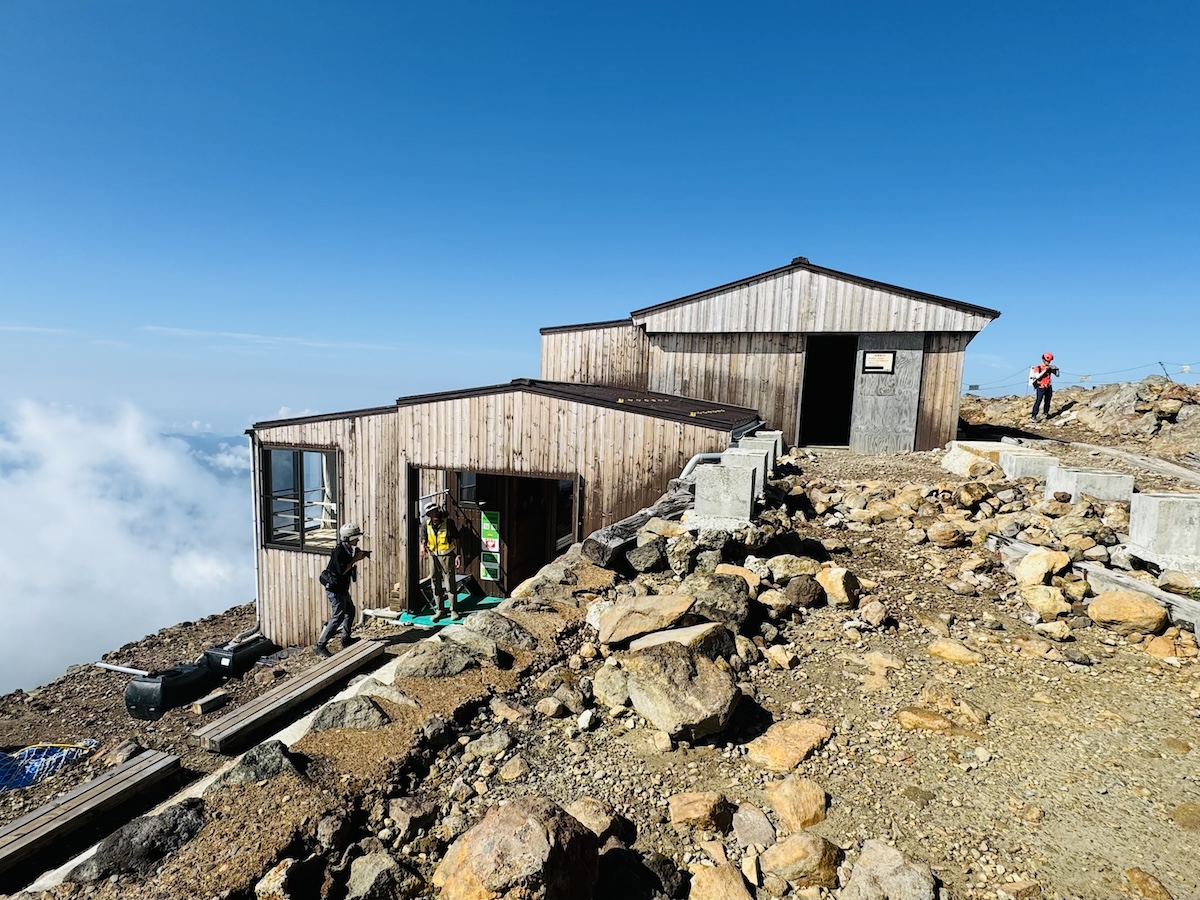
798 335 858 446
445 471 580 598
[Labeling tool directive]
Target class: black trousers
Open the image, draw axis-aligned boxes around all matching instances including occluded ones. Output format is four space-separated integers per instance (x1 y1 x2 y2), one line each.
1032 386 1053 418
317 590 355 647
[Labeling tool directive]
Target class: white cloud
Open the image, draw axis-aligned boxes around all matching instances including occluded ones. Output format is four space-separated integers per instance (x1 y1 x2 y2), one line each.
200 444 252 474
0 402 256 694
274 406 319 419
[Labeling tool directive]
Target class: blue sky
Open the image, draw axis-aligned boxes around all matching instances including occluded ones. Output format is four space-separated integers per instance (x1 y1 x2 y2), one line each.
1 1 1196 433
0 3 1196 690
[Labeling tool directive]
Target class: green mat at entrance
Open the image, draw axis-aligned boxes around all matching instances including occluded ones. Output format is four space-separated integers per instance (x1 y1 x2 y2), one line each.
399 590 503 628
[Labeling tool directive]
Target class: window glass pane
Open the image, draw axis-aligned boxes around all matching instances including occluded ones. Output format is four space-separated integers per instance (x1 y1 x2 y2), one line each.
302 450 337 549
458 471 477 504
269 449 295 495
555 478 575 550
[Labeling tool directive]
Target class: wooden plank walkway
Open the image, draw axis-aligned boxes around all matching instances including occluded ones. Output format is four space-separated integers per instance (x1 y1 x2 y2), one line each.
192 639 386 753
0 749 179 876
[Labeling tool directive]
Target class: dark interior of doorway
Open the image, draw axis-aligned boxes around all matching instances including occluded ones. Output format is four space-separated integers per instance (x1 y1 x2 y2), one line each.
799 335 858 446
449 471 577 598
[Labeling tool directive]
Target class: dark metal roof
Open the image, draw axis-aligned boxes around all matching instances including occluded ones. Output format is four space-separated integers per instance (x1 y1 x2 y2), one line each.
539 318 632 335
251 404 396 431
629 257 1002 321
396 378 762 432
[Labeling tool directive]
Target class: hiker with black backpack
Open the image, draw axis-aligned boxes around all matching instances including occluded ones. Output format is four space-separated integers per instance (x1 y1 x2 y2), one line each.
314 523 370 658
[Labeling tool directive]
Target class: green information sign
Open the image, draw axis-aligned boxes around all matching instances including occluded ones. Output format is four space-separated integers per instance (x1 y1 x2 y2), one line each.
480 510 500 581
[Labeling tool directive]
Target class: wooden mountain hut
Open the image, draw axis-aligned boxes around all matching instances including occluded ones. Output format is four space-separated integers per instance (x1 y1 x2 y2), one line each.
540 257 1001 454
247 380 761 648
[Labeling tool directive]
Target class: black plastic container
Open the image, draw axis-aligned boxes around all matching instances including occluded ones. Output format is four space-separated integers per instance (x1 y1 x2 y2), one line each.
125 663 216 721
203 636 276 680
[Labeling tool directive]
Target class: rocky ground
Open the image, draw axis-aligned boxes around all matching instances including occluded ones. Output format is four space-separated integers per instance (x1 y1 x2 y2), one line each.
2 385 1199 900
960 376 1200 461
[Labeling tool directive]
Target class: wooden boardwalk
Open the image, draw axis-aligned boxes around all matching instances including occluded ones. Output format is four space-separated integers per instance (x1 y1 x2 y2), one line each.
0 749 179 877
192 639 386 753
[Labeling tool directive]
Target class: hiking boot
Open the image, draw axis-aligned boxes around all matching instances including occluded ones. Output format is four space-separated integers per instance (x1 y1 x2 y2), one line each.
342 636 359 648
313 644 332 659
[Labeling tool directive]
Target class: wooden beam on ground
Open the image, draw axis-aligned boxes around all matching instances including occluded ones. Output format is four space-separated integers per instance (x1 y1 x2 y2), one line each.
190 690 229 715
984 533 1200 630
0 749 179 876
1067 442 1200 488
191 639 386 754
1074 562 1200 630
582 491 694 568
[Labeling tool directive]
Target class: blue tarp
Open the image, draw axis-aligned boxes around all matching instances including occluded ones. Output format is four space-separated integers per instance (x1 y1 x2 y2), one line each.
0 738 100 792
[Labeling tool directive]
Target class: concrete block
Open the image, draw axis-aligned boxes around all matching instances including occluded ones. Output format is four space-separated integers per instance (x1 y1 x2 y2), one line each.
737 437 779 474
742 430 784 461
721 447 769 498
1043 466 1134 503
1128 492 1200 572
694 464 755 521
999 450 1059 481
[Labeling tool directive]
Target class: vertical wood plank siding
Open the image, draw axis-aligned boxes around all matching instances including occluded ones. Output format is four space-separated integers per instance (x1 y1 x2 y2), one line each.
632 269 994 334
540 323 650 388
644 333 804 440
915 332 973 451
253 410 400 650
392 391 734 606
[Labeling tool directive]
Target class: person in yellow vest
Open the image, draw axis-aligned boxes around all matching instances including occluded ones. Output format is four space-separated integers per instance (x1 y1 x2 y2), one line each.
420 503 463 621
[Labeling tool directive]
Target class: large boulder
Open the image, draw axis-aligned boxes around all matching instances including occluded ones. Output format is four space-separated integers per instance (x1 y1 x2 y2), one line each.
464 609 538 651
345 852 425 899
839 839 937 900
758 832 842 888
432 795 599 899
620 642 740 741
627 623 736 661
767 554 824 584
598 595 697 645
440 626 501 663
745 719 832 772
68 798 206 882
1087 590 1169 635
394 639 479 679
767 776 827 832
677 573 751 632
1013 548 1072 586
1020 585 1071 622
212 740 304 789
310 696 390 733
690 864 754 900
815 566 861 609
626 537 667 573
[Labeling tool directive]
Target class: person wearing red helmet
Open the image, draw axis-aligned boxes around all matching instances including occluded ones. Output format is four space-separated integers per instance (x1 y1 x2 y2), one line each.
1029 352 1059 422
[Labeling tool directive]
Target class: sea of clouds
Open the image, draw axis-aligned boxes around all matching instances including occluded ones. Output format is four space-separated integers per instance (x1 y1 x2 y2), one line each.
0 401 255 695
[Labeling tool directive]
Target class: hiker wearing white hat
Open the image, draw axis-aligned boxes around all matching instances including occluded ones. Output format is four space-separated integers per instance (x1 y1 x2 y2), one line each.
314 522 370 657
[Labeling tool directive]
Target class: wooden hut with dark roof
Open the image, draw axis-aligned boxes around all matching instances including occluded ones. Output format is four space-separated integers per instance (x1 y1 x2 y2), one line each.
247 380 761 648
541 256 1001 454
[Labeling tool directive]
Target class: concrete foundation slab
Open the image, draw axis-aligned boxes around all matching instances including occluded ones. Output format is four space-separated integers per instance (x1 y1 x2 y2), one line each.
721 447 769 498
949 440 1031 465
694 464 755 521
1044 466 1134 503
1128 492 1200 572
999 450 1059 481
